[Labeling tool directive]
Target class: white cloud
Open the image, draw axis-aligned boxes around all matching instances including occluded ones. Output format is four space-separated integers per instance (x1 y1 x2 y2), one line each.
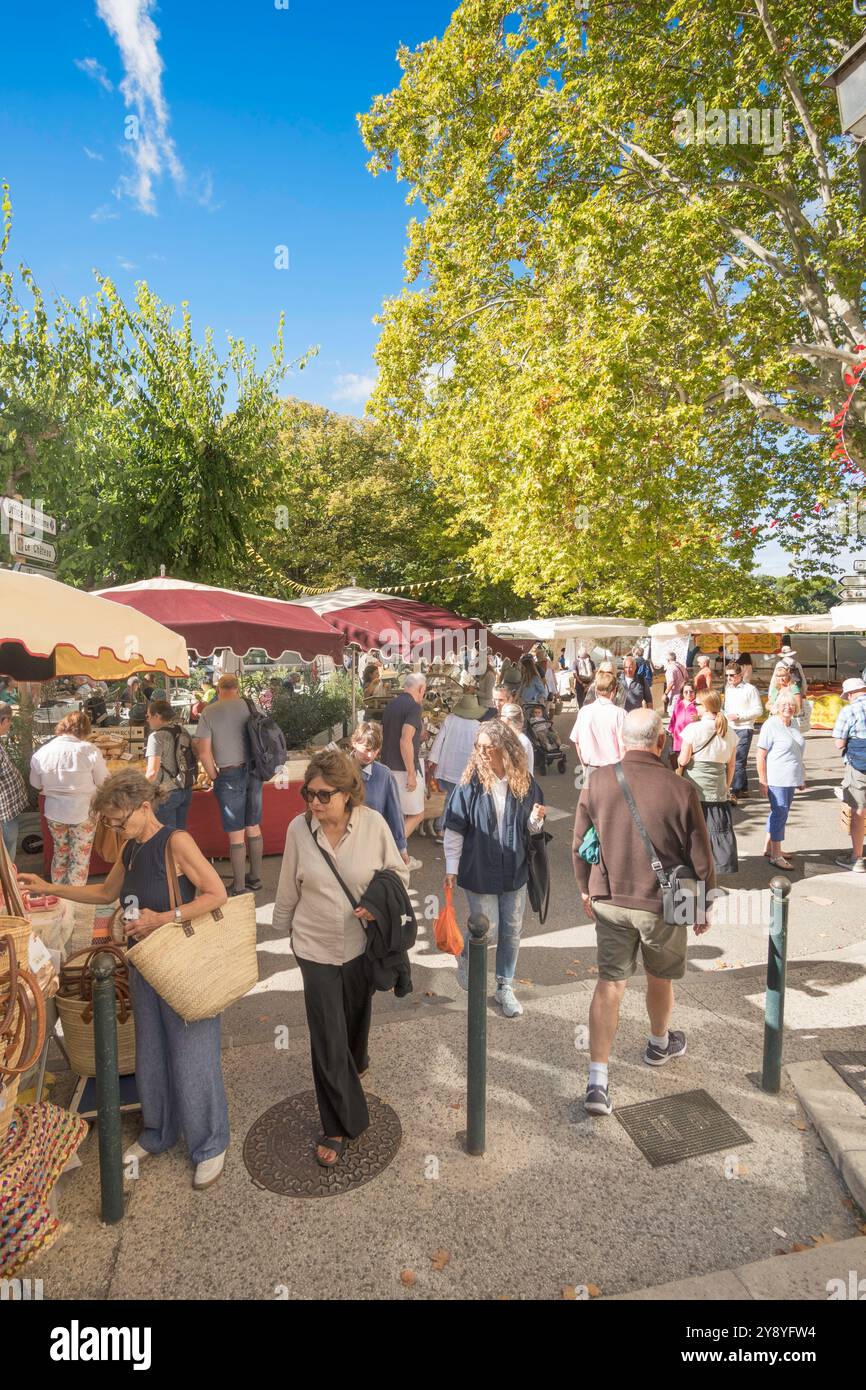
75 57 114 92
83 145 104 161
332 373 378 405
95 0 184 215
90 203 119 222
195 170 222 213
117 256 138 270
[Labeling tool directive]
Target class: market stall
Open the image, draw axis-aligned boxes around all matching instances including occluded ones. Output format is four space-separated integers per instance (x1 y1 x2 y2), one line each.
648 613 835 678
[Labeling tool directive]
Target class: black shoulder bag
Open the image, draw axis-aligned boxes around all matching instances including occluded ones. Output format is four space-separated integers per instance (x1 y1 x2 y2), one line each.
613 764 700 926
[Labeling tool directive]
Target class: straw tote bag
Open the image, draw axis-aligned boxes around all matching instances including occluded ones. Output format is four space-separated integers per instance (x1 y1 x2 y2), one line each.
0 837 30 961
55 942 136 1078
126 834 258 1022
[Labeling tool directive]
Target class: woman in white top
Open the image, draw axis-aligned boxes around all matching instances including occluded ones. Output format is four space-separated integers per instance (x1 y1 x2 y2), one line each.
756 692 805 870
29 711 108 883
501 702 535 775
677 690 738 874
273 747 408 1168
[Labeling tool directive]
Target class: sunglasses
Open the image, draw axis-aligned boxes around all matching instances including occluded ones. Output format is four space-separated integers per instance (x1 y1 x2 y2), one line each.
300 786 339 805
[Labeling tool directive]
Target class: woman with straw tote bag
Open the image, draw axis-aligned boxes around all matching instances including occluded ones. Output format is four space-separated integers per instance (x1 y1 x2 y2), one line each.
19 769 252 1192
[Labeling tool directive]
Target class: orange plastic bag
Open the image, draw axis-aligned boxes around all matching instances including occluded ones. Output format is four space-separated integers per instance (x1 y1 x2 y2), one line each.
433 882 464 956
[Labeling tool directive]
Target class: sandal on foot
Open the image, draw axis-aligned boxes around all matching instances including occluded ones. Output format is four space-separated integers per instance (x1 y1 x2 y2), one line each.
769 856 793 870
315 1135 347 1168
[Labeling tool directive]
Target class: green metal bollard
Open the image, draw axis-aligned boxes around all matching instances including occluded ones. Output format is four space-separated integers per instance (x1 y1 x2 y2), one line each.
466 912 490 1156
761 876 791 1094
91 951 124 1224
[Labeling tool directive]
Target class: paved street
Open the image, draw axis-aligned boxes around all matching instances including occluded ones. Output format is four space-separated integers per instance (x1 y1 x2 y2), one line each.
32 710 866 1300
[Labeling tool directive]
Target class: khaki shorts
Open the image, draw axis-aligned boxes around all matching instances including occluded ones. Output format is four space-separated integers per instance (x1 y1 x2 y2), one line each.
842 765 866 813
593 901 687 981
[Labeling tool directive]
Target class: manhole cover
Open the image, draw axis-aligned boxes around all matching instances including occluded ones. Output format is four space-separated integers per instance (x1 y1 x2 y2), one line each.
242 1090 401 1197
824 1051 866 1105
615 1088 752 1168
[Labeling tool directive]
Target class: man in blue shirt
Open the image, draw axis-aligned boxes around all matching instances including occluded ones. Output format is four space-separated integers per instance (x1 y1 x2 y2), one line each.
833 677 866 871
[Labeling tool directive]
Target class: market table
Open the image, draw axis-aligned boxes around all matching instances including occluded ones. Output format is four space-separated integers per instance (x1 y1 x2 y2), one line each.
39 780 306 876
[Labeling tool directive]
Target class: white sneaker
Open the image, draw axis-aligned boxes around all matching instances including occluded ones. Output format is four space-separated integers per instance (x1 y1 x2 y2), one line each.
406 856 423 871
494 983 524 1018
193 1149 227 1190
123 1141 152 1167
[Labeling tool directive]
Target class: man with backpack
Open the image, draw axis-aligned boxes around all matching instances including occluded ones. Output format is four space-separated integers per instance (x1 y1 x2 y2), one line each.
145 700 198 830
193 675 277 894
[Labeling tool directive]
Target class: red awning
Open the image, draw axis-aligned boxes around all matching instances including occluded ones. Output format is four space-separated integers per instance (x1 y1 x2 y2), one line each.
93 579 346 663
322 598 523 661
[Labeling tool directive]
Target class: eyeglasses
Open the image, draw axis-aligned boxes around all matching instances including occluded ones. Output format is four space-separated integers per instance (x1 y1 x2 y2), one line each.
99 806 137 831
300 786 338 805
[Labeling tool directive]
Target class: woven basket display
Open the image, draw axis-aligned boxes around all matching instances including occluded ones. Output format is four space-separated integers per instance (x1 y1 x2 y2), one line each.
55 944 135 1078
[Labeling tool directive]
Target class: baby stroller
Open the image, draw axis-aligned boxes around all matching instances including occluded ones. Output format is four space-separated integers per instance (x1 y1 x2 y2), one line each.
525 703 567 775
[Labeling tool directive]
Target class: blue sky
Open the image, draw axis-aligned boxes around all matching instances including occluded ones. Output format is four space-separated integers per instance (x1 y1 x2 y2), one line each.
0 1 847 582
1 0 456 413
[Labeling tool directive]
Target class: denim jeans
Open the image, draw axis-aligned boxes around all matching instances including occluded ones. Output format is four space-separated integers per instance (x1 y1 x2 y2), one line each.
462 886 528 984
766 785 796 842
434 778 456 835
129 966 230 1164
732 728 754 793
1 816 18 857
214 767 263 832
156 786 193 830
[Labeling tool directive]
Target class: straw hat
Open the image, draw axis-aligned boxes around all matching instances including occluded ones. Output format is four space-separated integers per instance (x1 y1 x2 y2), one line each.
451 690 488 720
842 677 866 698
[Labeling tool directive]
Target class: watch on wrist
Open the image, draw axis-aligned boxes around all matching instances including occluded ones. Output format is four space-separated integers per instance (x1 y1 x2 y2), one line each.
174 907 183 924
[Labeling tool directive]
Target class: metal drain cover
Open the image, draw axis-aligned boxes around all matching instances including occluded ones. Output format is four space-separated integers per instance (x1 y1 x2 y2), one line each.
615 1088 752 1168
242 1090 401 1198
824 1051 866 1105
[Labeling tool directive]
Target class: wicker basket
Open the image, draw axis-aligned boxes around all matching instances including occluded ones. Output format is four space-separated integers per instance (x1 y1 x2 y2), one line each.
55 994 136 1078
0 1076 20 1143
0 918 33 966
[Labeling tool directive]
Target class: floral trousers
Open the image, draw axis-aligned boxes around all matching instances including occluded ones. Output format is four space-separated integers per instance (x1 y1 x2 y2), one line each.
46 818 97 885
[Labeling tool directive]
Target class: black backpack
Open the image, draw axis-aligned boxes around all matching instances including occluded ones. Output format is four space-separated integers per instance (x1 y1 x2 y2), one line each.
167 725 198 791
243 697 288 781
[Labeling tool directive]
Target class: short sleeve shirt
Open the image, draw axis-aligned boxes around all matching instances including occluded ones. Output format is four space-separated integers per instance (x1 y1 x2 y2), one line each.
195 699 250 768
146 728 179 786
381 692 423 772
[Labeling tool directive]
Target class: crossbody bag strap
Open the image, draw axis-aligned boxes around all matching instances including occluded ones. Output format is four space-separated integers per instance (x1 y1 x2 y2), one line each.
305 812 359 911
613 763 671 892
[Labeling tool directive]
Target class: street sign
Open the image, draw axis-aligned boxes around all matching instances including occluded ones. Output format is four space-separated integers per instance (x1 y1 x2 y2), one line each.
854 559 866 573
841 574 866 588
1 496 56 536
10 533 56 564
11 562 57 580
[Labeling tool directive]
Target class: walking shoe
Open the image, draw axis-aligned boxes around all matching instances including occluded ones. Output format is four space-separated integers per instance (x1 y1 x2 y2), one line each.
494 983 523 1018
123 1141 153 1168
245 876 263 891
455 952 469 992
643 1029 687 1066
193 1150 226 1190
406 856 423 871
834 854 866 872
584 1083 612 1116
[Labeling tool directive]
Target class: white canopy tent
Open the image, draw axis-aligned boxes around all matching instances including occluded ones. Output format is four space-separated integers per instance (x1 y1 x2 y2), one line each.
649 614 833 638
831 604 866 630
493 615 648 666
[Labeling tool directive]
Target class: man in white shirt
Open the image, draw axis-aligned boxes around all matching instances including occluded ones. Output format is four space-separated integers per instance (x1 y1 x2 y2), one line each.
723 664 764 801
570 670 625 782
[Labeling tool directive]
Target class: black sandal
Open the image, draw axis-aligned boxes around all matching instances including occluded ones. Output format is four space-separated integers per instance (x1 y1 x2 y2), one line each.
315 1135 347 1168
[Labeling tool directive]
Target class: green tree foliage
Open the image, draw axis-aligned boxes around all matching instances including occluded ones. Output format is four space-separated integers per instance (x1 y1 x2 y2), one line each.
360 0 866 619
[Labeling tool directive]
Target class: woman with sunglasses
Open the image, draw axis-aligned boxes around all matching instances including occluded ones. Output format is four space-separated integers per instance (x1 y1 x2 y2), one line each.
272 747 408 1168
18 769 230 1190
443 720 546 1018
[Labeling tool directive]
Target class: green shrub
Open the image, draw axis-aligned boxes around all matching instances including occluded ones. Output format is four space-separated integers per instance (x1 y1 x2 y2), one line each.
271 682 354 750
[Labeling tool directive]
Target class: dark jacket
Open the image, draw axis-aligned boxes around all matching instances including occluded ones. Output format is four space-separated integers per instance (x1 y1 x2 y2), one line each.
618 675 652 712
572 750 715 914
444 773 544 895
358 869 416 997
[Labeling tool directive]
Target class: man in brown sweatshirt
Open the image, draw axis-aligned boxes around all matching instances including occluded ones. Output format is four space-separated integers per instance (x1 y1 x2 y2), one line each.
573 709 715 1116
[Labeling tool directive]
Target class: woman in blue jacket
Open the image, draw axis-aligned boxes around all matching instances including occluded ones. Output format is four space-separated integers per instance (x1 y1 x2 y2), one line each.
443 720 546 1018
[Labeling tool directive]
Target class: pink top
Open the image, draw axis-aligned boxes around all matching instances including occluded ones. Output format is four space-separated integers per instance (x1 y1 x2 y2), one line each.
668 696 699 751
570 697 626 767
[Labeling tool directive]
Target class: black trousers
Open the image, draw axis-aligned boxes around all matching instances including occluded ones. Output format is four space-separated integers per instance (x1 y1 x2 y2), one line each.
295 951 373 1139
